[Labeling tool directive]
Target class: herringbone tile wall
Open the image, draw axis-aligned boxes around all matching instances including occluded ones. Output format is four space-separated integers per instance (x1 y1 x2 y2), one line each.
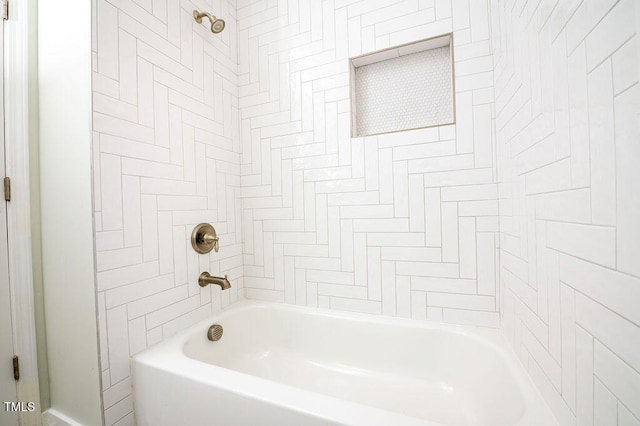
91 0 241 424
491 0 640 424
89 0 639 424
238 0 501 326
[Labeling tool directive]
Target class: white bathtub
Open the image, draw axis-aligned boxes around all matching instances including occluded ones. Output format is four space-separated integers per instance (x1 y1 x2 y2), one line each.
133 301 557 426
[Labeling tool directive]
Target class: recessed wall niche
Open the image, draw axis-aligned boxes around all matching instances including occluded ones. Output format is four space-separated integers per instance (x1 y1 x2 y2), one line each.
350 34 454 137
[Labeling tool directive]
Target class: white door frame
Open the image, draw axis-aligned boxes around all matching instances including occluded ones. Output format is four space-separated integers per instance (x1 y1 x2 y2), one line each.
4 0 41 424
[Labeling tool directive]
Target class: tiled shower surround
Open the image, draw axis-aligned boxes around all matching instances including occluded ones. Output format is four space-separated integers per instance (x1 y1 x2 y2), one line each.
492 0 639 424
91 0 639 425
239 1 500 323
92 0 242 423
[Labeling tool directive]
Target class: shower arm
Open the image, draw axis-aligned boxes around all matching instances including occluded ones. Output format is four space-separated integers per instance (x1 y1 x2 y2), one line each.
193 10 215 24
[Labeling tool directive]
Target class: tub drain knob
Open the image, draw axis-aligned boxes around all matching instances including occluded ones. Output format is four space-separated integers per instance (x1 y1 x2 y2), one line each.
207 324 223 341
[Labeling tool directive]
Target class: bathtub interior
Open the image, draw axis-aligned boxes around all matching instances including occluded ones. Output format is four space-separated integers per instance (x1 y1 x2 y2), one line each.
182 305 527 426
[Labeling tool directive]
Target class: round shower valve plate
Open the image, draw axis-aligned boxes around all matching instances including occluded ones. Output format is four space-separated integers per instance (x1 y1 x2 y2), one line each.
191 223 218 254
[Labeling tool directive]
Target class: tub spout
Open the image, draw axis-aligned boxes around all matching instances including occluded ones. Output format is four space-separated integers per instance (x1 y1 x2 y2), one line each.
199 272 231 290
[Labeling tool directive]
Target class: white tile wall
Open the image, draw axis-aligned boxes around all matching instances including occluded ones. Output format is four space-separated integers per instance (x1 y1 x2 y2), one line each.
238 0 500 328
90 0 640 424
92 0 241 424
491 0 640 424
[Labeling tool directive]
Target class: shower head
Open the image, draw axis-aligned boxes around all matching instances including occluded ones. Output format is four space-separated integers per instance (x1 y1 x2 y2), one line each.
193 10 225 34
211 18 225 33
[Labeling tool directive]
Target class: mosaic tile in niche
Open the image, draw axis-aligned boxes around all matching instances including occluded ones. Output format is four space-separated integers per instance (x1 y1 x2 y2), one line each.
354 46 453 136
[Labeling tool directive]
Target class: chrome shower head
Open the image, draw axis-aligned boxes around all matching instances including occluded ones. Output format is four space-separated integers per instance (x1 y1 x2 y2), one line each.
211 19 225 33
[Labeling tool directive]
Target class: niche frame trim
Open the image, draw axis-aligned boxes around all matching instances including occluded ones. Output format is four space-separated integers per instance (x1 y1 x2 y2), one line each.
349 33 457 138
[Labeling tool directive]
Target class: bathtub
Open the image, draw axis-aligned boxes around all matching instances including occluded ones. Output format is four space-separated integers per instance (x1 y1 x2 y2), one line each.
133 301 557 426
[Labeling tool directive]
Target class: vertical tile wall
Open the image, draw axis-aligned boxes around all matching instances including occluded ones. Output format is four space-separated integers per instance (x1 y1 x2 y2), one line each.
238 1 502 327
491 0 640 424
91 0 242 424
